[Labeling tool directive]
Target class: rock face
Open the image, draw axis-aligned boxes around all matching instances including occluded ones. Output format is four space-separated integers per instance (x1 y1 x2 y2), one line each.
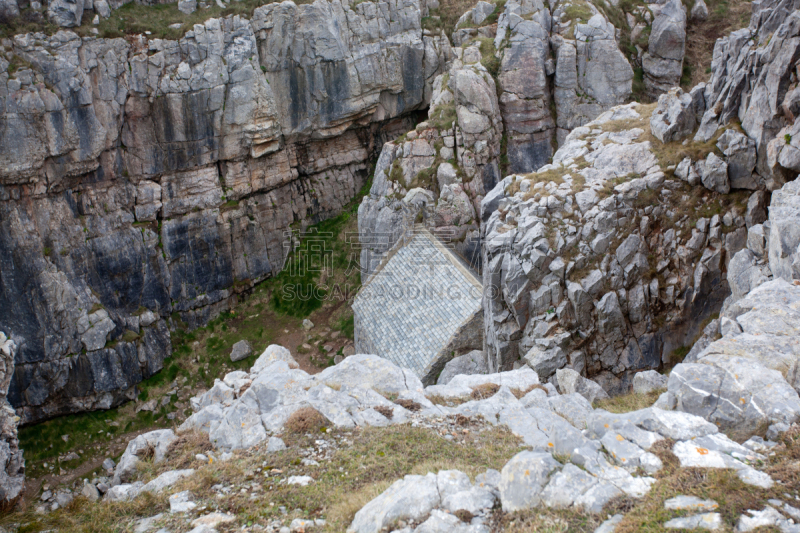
480 103 742 393
551 11 633 144
0 333 23 508
696 0 800 189
437 350 488 385
642 0 686 98
358 0 642 277
0 0 449 423
661 168 800 438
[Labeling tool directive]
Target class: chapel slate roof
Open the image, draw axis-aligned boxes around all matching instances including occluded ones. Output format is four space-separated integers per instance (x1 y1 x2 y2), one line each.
352 228 482 377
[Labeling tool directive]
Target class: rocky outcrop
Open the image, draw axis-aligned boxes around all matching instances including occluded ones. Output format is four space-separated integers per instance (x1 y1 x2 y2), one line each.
359 0 643 276
662 173 800 439
551 9 633 144
0 0 449 423
642 0 686 98
0 333 23 509
358 42 495 274
479 101 760 393
696 0 800 189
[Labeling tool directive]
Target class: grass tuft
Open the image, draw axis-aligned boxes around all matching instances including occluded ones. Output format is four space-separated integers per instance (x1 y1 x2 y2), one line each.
594 388 664 413
285 407 330 435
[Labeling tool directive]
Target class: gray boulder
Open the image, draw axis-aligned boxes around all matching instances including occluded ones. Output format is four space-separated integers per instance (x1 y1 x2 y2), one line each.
556 368 609 403
650 88 697 143
437 350 488 385
347 473 440 533
700 152 730 194
746 191 768 228
726 249 770 303
251 345 299 373
524 346 567 379
177 0 196 14
540 463 622 513
105 482 144 502
642 0 687 97
690 0 708 21
668 356 800 439
716 129 757 189
266 437 286 453
675 157 700 185
632 370 668 394
47 0 83 26
768 180 800 281
499 451 561 511
595 515 624 533
230 340 252 362
436 162 458 192
314 354 423 396
113 429 176 485
471 0 494 25
81 483 100 502
93 0 110 17
141 469 195 494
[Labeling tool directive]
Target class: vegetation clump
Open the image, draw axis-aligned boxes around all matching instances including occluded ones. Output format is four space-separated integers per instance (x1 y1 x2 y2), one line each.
285 407 331 434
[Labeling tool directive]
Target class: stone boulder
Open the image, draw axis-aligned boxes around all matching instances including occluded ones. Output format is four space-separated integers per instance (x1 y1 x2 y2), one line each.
177 0 196 14
347 473 441 533
642 0 687 97
499 451 561 511
437 350 488 385
313 354 424 395
251 345 299 373
555 368 609 403
690 0 708 21
666 281 800 438
112 429 176 485
230 340 252 362
717 129 757 189
650 88 697 143
768 179 800 281
699 152 730 194
47 0 83 26
0 0 19 18
632 370 668 394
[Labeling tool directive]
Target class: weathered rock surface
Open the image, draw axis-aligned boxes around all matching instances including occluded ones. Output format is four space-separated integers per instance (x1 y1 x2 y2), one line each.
0 333 23 508
437 350 488 385
0 0 449 422
696 0 800 189
650 88 697 144
642 0 686 97
481 103 736 392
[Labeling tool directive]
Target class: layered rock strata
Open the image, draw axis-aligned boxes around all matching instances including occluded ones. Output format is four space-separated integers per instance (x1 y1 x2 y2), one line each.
0 0 449 422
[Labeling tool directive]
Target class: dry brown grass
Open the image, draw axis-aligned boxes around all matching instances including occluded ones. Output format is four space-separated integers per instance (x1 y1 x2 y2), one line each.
393 399 422 412
683 0 753 88
285 407 331 435
510 384 547 399
470 383 501 400
594 389 665 413
494 507 603 532
373 406 394 419
4 422 526 532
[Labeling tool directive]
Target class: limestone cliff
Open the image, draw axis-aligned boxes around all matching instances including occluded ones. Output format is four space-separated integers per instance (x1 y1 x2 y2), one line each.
0 0 449 423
